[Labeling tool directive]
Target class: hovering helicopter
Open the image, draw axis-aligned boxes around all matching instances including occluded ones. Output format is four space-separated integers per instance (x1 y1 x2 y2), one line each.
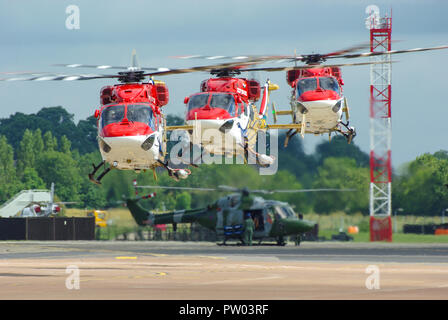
177 44 448 147
0 51 261 184
175 67 284 167
127 184 355 246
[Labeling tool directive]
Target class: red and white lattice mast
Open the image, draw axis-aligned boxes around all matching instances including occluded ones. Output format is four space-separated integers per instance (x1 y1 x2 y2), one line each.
366 7 393 241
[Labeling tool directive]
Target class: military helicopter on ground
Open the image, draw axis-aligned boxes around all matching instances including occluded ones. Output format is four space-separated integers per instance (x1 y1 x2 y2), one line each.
177 44 448 147
0 51 262 184
127 184 355 246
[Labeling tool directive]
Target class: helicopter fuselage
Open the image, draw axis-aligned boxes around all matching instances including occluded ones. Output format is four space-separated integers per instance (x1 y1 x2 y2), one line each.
288 68 347 135
94 82 168 171
127 193 315 244
183 77 267 158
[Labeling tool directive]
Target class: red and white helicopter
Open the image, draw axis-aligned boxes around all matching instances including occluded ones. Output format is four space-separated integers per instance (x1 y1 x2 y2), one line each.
0 51 259 184
176 67 282 167
178 44 448 147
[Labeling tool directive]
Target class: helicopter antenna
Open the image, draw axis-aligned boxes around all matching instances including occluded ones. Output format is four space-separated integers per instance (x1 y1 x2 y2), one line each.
129 49 140 71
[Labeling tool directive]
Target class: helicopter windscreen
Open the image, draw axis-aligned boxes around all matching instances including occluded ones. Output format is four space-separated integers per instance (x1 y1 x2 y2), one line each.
297 78 317 96
274 206 295 219
210 93 236 116
126 104 155 129
187 94 209 110
101 104 155 129
318 77 340 94
101 105 125 127
187 93 236 117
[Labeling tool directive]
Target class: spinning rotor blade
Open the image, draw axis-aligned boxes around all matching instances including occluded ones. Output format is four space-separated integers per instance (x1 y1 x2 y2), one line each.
325 45 448 60
52 64 171 72
53 49 169 72
322 43 371 58
144 60 259 76
263 188 357 193
174 43 448 66
171 44 370 65
0 73 121 81
135 184 356 195
136 185 217 192
241 60 392 73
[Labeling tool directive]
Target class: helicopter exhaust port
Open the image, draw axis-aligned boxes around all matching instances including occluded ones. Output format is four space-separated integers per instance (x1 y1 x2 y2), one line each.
297 102 308 114
332 100 342 113
219 120 234 133
141 135 155 151
100 139 111 153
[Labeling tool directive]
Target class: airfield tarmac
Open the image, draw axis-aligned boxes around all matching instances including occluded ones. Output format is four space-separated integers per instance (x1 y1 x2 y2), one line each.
0 241 448 299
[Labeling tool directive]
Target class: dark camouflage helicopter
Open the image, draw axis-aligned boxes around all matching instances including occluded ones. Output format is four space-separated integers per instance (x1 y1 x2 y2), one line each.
126 185 354 246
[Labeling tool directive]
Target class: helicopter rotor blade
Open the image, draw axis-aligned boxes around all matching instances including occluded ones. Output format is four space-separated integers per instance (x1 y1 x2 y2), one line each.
217 185 241 192
0 73 121 81
143 60 259 77
240 60 393 73
136 185 217 192
174 43 448 66
324 45 448 60
322 43 371 58
264 188 357 193
52 63 171 72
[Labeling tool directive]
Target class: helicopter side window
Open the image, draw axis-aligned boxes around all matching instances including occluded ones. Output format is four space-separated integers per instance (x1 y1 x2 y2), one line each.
210 93 236 117
280 206 295 218
318 77 340 94
126 104 155 129
101 105 125 127
274 206 287 219
297 78 317 96
187 94 209 111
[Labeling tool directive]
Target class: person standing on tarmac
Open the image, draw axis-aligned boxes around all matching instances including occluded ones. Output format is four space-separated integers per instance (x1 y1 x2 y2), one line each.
243 212 255 246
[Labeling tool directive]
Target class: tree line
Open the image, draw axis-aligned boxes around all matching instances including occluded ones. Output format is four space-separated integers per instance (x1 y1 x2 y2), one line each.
0 106 446 216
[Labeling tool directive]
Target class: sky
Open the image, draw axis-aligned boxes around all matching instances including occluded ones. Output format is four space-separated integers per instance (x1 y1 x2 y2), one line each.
0 0 447 168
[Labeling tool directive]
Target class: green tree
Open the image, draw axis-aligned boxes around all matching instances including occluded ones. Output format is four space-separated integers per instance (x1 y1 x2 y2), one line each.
21 167 45 190
314 136 369 167
33 128 44 155
16 129 36 174
35 151 82 201
59 135 71 154
175 192 192 210
43 131 58 152
312 157 369 214
393 153 448 215
0 136 21 201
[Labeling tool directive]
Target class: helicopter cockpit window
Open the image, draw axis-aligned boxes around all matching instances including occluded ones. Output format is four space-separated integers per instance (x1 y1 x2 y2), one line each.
318 77 340 94
187 94 209 111
297 78 317 96
281 206 296 218
274 206 287 219
210 93 236 117
126 104 155 129
101 105 125 127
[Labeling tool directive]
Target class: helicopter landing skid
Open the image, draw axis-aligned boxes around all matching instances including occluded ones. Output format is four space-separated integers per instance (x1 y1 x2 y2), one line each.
284 128 300 147
88 161 111 185
245 145 275 168
337 122 357 144
157 160 191 181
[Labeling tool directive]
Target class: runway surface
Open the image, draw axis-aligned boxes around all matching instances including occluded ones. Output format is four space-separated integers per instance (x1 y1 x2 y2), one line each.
0 241 448 299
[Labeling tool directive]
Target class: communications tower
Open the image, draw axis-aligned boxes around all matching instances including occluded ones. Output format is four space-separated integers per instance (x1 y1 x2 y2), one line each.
366 8 393 241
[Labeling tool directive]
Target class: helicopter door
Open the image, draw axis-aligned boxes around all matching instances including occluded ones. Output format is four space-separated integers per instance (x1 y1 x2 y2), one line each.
249 210 264 232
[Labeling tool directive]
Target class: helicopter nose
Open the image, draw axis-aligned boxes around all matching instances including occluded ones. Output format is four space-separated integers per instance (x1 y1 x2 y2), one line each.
283 219 316 234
